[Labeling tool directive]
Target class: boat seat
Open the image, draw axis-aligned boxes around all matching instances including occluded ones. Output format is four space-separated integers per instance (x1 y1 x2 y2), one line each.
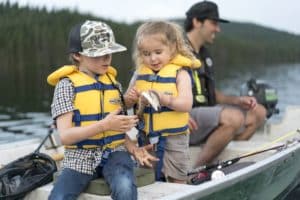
53 167 155 195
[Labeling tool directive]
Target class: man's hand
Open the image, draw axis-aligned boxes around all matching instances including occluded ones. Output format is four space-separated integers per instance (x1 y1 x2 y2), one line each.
238 96 257 110
188 116 198 131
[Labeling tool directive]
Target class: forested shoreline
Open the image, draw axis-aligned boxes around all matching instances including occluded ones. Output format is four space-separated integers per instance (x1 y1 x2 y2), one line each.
1 2 300 111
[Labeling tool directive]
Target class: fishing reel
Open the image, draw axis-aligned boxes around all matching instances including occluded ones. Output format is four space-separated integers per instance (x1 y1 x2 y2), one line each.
240 78 279 118
189 169 226 185
190 170 211 185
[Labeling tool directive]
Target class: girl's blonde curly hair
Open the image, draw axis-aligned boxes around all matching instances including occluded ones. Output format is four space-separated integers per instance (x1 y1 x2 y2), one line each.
132 20 196 69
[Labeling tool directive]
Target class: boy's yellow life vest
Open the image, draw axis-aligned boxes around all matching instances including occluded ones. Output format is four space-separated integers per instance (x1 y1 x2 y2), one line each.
135 54 201 137
47 65 125 149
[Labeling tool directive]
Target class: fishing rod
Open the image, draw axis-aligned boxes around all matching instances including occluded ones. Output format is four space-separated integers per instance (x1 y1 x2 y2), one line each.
188 128 300 176
34 124 55 153
187 143 286 176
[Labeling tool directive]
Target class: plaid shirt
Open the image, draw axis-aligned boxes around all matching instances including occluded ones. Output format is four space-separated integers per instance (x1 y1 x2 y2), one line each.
51 78 126 175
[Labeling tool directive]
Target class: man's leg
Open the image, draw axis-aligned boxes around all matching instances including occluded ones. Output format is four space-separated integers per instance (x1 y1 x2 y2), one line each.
193 107 244 167
234 104 266 140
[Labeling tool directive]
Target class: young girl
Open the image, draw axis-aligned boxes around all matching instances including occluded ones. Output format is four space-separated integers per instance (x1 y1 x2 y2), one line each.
125 21 201 183
47 20 156 200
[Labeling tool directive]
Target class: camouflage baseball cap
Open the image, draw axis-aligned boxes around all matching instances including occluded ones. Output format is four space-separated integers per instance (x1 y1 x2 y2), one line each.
68 20 126 57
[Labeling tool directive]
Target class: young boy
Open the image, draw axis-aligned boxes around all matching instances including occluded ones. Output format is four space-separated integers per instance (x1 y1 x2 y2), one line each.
47 20 156 200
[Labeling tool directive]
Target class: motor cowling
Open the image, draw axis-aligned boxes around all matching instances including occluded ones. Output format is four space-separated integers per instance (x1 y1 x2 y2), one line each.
240 78 279 118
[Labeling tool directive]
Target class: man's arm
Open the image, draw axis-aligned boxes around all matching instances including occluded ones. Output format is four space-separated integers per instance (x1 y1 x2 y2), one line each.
215 89 257 110
215 89 239 105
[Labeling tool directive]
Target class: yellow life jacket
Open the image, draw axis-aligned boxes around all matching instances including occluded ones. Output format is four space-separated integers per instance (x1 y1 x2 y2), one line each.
47 65 125 149
135 54 201 137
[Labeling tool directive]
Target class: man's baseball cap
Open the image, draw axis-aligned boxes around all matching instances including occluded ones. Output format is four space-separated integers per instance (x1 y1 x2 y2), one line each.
186 1 229 23
68 20 126 57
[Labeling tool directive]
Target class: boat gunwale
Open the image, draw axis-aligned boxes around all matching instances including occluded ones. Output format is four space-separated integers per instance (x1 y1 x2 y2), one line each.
164 141 300 200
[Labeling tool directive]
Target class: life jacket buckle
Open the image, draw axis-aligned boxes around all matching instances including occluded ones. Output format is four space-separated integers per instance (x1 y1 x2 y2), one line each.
148 75 158 82
102 149 112 159
72 110 81 126
102 137 112 145
93 82 102 90
195 95 207 103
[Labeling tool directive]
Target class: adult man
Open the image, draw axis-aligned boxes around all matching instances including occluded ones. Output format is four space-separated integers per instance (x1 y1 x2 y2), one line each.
184 1 267 167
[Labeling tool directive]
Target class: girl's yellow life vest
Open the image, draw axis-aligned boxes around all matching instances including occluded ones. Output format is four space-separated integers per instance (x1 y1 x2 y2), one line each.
47 65 125 149
135 54 201 137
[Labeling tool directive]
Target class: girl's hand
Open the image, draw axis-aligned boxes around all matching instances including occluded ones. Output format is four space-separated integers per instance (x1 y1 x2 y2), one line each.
188 115 198 131
103 108 138 132
124 87 140 105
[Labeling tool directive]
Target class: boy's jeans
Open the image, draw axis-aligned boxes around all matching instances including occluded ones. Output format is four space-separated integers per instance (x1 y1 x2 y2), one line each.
48 151 137 200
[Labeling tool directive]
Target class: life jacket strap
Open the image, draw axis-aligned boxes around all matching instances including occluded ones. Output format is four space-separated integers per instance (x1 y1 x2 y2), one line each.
155 136 167 181
74 82 115 93
75 133 126 148
137 74 176 83
99 148 113 167
143 106 172 114
148 125 189 138
72 110 108 126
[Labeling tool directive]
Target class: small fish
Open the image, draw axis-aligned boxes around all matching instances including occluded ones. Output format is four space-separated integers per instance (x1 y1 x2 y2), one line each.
136 90 161 122
141 90 161 111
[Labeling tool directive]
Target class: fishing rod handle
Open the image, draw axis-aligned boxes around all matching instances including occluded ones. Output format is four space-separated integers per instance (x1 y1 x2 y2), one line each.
187 165 207 176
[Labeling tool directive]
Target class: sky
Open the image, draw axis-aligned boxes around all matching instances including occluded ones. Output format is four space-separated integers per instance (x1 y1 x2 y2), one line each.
5 0 300 35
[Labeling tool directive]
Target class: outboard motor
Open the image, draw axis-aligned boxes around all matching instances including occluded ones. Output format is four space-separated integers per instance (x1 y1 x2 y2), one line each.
240 78 279 118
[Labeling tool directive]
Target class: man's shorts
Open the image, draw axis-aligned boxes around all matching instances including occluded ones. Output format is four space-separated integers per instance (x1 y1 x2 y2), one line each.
189 106 223 145
189 105 247 145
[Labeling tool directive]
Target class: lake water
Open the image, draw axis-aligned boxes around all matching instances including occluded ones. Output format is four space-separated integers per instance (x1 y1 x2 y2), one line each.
0 63 299 199
218 63 300 122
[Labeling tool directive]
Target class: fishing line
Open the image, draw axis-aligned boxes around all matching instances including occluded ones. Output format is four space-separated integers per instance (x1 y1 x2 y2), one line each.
242 128 300 157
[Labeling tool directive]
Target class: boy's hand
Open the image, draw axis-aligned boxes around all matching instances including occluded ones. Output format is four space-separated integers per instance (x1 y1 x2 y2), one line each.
132 145 159 168
104 109 138 132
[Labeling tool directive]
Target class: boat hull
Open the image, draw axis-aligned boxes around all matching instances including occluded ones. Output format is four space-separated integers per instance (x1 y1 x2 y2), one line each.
171 143 300 200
